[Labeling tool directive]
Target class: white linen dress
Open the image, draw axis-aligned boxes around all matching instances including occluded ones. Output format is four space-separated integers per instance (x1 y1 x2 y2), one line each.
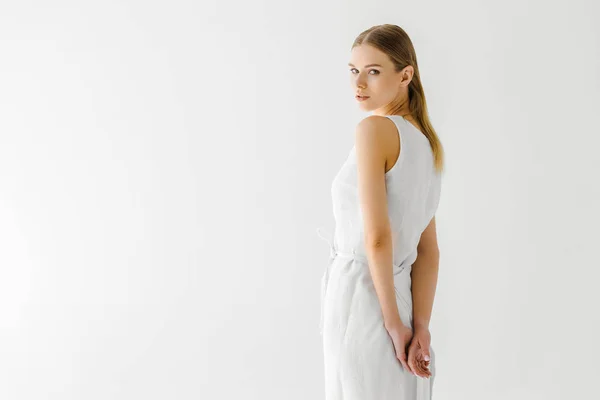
316 114 442 400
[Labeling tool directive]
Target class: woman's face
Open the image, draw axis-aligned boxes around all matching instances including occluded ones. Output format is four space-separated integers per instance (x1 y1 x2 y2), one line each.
348 44 410 114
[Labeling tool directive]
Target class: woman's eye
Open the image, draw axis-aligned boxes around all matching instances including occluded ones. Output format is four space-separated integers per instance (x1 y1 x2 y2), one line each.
350 68 379 75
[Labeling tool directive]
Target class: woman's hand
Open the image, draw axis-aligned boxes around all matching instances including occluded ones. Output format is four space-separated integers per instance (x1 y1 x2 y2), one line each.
385 321 415 375
386 321 432 378
407 327 432 378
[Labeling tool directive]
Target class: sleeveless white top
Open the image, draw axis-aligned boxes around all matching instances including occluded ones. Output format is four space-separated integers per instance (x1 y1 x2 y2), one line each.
326 114 442 275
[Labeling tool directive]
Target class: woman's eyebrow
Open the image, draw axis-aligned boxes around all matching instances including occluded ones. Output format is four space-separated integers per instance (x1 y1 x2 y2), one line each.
348 63 383 68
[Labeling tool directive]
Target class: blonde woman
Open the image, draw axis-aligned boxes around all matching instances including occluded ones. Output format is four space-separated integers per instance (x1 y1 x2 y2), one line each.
317 24 444 399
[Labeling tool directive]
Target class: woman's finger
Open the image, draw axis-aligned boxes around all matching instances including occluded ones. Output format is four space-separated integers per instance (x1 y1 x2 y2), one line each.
418 359 432 377
410 346 430 377
413 358 426 377
408 341 424 376
407 349 419 376
396 346 411 374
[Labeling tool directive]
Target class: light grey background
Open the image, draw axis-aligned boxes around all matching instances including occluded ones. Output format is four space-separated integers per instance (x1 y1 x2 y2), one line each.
1 1 599 399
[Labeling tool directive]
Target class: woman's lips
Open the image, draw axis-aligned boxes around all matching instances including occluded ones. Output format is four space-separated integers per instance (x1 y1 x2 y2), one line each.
356 95 370 101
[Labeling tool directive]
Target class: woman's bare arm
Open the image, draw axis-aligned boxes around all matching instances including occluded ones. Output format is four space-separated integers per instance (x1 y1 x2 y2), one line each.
411 216 440 331
354 115 404 329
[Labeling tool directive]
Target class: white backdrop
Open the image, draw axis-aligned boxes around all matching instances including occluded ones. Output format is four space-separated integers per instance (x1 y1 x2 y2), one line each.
1 1 599 399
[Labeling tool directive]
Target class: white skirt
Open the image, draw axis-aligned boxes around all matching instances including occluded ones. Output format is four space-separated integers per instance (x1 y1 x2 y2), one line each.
317 227 436 400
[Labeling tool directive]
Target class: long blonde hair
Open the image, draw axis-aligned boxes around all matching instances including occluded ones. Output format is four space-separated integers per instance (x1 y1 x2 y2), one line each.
352 24 445 173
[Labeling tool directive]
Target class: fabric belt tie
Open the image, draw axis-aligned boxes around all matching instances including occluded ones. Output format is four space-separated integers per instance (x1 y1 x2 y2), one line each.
316 226 369 335
316 226 334 336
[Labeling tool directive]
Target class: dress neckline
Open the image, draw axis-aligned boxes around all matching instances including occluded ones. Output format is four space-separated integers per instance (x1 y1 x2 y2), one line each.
386 114 419 132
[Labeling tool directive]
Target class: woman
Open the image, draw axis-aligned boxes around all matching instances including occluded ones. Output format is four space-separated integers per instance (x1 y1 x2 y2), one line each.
316 24 444 399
